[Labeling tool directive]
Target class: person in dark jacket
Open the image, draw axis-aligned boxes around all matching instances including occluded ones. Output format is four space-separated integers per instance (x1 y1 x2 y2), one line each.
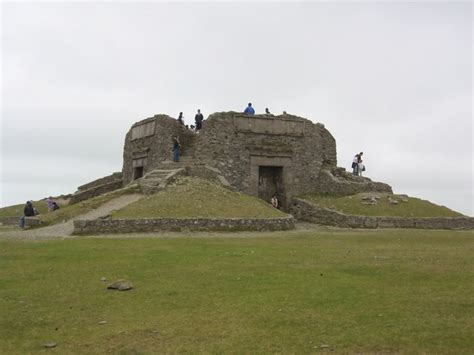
177 112 184 125
19 201 35 229
195 109 204 131
172 135 181 162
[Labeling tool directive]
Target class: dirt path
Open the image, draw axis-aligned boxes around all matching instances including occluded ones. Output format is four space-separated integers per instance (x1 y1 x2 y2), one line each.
0 194 143 239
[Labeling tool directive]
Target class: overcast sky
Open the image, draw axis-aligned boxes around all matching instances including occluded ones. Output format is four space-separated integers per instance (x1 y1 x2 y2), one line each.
1 1 472 216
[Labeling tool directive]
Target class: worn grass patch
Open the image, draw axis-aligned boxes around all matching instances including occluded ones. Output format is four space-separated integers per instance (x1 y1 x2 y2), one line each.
112 177 286 219
302 193 463 217
0 229 473 353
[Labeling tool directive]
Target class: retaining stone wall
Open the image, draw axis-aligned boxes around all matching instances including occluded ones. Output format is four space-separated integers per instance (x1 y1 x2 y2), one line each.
70 180 123 204
73 216 295 235
122 115 194 185
0 216 42 227
0 216 21 226
313 170 392 195
77 172 123 192
290 198 474 230
194 112 337 197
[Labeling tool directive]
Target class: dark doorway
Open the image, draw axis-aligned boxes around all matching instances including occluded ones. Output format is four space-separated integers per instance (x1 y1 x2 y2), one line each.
133 167 144 180
258 166 285 208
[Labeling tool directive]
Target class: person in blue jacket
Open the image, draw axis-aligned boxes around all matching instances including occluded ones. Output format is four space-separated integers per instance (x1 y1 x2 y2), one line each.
244 103 255 115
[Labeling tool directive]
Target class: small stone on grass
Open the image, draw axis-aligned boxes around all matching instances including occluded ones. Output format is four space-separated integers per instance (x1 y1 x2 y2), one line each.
107 279 133 291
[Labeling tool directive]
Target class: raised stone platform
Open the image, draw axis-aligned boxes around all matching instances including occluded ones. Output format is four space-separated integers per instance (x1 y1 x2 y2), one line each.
290 198 474 230
73 216 295 235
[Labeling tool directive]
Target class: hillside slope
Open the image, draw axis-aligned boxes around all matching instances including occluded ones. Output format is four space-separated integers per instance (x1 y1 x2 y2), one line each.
112 177 286 219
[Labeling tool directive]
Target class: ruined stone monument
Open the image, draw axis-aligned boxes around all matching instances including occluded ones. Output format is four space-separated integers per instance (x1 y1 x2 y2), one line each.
121 112 392 208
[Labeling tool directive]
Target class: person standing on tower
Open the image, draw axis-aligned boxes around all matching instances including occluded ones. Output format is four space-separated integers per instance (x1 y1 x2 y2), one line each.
177 112 184 125
195 109 204 132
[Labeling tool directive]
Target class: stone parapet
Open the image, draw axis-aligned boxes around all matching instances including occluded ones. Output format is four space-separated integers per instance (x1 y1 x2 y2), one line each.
290 198 474 230
73 216 295 235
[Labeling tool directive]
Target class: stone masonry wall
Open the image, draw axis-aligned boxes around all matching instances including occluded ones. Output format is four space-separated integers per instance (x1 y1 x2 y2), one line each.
194 112 338 196
122 112 391 202
0 216 42 227
73 216 295 235
77 172 123 192
69 180 124 204
313 170 392 195
122 115 194 185
290 198 474 230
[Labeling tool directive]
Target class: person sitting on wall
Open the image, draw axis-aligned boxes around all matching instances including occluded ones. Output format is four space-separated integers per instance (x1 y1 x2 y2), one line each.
244 103 255 116
265 108 274 117
52 202 60 211
271 194 279 209
172 135 181 162
177 112 185 125
195 109 204 131
46 196 54 213
19 201 35 229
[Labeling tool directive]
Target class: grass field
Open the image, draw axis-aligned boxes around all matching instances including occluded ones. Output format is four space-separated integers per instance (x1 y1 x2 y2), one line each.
302 193 463 217
1 228 473 354
112 178 286 219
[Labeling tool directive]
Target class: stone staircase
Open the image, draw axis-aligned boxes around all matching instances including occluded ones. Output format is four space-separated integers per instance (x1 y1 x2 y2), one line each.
137 134 232 194
138 168 185 195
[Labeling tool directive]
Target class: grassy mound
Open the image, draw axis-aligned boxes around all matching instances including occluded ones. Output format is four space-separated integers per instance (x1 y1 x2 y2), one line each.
112 177 286 219
302 193 463 217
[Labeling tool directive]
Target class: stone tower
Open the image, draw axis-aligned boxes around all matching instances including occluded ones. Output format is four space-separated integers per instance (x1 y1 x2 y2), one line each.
122 112 391 208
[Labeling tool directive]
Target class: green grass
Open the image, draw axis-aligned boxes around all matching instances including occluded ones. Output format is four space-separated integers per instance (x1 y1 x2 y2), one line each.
112 177 286 219
0 229 473 354
302 193 463 217
0 199 49 218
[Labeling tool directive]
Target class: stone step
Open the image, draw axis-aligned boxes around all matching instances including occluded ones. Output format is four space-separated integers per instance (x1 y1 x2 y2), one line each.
137 168 186 195
145 170 170 176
